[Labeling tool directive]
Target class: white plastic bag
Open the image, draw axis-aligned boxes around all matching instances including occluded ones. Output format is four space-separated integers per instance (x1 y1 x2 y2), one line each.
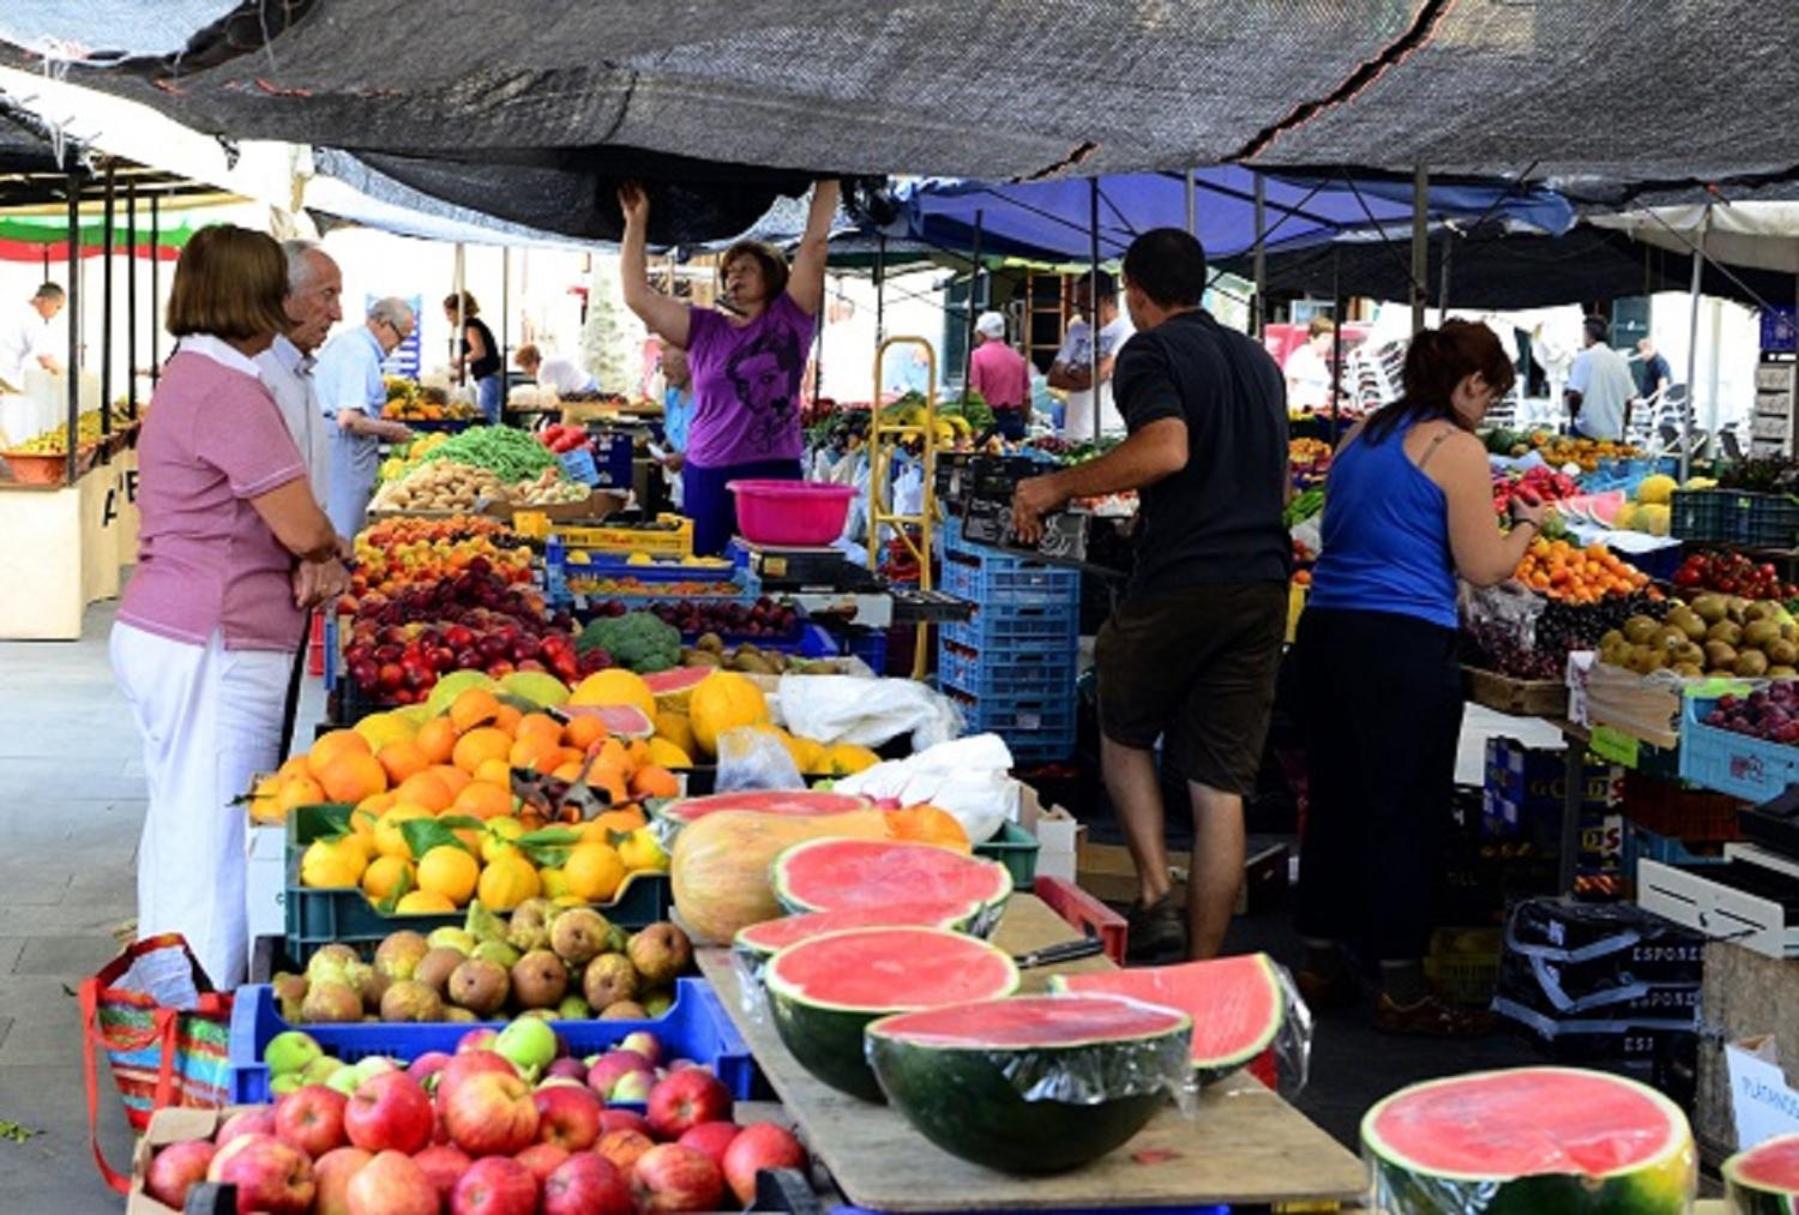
714 726 804 792
834 735 1019 844
777 674 961 752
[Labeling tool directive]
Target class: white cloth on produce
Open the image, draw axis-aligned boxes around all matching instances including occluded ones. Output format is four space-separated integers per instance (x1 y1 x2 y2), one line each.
777 673 960 753
834 734 1018 844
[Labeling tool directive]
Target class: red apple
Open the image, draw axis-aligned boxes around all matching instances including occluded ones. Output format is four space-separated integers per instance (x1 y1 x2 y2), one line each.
646 1069 733 1140
444 1070 539 1158
145 1139 215 1209
456 1028 501 1055
406 1050 454 1090
596 1128 655 1173
534 1084 603 1151
542 1152 633 1215
215 1107 277 1147
609 1069 654 1104
275 1084 349 1157
450 1154 538 1215
412 1143 472 1206
345 1071 435 1155
677 1121 741 1168
632 1143 725 1212
513 1141 570 1185
438 1050 517 1103
585 1049 649 1097
346 1149 437 1215
598 1109 651 1138
206 1133 315 1214
723 1123 808 1205
312 1146 373 1215
619 1031 663 1066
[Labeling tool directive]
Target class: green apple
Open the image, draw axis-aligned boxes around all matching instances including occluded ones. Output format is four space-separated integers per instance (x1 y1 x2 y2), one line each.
264 1030 322 1077
494 1017 557 1074
302 1055 344 1085
268 1072 305 1097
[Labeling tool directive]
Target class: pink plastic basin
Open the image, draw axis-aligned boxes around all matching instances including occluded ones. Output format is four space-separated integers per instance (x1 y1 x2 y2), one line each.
729 479 856 546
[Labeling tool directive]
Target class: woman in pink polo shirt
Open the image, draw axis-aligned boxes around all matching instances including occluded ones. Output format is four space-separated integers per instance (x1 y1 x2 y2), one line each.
112 226 345 988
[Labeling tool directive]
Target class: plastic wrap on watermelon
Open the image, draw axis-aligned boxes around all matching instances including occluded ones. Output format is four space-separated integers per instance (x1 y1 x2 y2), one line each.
715 726 807 793
1360 1067 1696 1215
729 943 772 1023
1048 951 1313 1098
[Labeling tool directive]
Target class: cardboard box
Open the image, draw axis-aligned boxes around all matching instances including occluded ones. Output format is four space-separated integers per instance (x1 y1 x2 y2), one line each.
127 1105 259 1214
1077 839 1288 916
245 820 286 943
1727 1035 1799 1150
1016 785 1084 884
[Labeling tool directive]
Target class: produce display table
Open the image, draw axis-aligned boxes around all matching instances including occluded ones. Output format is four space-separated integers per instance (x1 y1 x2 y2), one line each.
698 895 1368 1213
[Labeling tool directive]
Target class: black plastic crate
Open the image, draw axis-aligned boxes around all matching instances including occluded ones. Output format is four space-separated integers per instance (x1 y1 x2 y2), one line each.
1503 897 1705 997
1670 488 1799 547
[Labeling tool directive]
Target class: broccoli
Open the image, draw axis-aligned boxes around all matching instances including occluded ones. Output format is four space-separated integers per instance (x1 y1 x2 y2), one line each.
575 611 681 673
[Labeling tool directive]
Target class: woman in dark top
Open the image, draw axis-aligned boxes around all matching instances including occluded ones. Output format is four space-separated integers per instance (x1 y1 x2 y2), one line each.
1295 320 1545 1035
445 290 502 423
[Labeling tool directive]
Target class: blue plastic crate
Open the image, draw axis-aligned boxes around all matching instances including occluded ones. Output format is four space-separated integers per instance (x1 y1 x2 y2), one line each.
1002 732 1078 765
943 610 1080 647
841 626 889 674
940 555 1080 610
229 977 755 1104
1679 695 1799 803
945 685 1078 735
1625 823 1727 876
939 641 1076 700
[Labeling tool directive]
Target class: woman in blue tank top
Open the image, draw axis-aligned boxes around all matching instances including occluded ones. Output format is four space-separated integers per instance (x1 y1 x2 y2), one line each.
1293 320 1546 1036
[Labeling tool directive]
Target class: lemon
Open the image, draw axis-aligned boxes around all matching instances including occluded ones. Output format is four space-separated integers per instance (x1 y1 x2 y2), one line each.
562 842 626 903
374 805 434 859
481 816 526 864
416 845 480 906
539 866 570 899
392 890 457 915
476 854 541 911
617 826 670 874
361 855 415 902
300 837 368 889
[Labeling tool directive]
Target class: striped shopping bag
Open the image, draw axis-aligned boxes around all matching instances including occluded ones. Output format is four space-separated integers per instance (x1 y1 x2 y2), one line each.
80 933 233 1193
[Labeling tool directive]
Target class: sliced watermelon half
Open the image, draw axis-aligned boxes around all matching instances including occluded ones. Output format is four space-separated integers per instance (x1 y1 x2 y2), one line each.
1725 1133 1799 1215
763 926 1018 1103
1050 952 1286 1085
733 898 985 960
866 994 1190 1174
1362 1067 1695 1215
657 788 870 828
563 703 655 739
771 837 1012 919
643 667 713 712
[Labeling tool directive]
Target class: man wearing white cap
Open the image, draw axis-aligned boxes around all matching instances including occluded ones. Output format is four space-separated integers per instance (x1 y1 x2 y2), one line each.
968 310 1032 440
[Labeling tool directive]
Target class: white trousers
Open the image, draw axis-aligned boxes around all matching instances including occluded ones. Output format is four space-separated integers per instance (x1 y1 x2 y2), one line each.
111 622 291 990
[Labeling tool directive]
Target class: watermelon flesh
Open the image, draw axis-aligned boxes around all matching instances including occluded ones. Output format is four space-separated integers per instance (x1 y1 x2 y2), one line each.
660 788 869 826
1363 1067 1695 1214
564 703 655 739
1050 952 1288 1085
1725 1132 1799 1215
764 927 1018 1102
866 995 1191 1173
772 837 1012 916
734 899 984 958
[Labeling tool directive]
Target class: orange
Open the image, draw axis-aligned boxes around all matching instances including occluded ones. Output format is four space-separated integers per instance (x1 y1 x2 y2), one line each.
562 842 626 903
624 739 651 771
374 804 435 859
357 791 398 817
414 717 458 765
630 764 679 800
517 713 562 744
428 764 472 796
474 757 513 787
417 844 480 905
394 772 454 813
476 854 541 911
449 689 503 734
492 704 523 737
278 756 313 784
361 855 414 902
453 727 511 775
393 890 457 915
587 767 628 805
585 807 647 840
552 761 585 782
564 714 606 751
276 776 327 817
307 729 372 779
452 780 512 821
349 804 381 837
589 738 629 770
318 751 389 804
508 736 562 772
376 740 430 785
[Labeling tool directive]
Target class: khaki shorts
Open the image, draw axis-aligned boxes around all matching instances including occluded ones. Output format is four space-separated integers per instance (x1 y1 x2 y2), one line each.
1096 581 1287 796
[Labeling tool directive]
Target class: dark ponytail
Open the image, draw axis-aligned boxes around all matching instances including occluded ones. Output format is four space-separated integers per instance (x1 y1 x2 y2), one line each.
1363 319 1516 444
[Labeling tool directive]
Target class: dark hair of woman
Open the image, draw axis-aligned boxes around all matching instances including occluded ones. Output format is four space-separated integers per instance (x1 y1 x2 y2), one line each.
1362 319 1517 444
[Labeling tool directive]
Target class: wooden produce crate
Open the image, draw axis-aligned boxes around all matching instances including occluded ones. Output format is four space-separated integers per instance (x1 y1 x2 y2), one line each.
1464 664 1570 717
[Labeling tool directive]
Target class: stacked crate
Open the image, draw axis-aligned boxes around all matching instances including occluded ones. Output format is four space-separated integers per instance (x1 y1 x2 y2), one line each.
937 528 1081 764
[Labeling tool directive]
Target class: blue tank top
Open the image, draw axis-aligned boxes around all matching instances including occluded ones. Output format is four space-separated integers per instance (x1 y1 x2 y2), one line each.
1307 421 1458 630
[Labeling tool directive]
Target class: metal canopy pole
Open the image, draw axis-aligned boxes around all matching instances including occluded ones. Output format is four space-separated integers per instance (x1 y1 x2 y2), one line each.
101 163 115 440
64 170 80 486
126 179 137 418
1252 173 1267 338
961 210 982 409
1330 246 1345 443
1411 165 1429 334
874 234 887 345
1185 170 1196 236
1089 177 1101 444
1680 208 1708 482
149 194 160 385
453 242 467 384
1438 232 1452 327
500 245 510 414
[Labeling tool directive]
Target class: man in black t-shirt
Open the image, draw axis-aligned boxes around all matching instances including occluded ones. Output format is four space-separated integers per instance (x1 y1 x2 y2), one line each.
1014 228 1290 961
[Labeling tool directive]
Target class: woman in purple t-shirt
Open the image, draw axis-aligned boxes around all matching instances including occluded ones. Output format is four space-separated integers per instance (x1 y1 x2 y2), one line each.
619 179 839 554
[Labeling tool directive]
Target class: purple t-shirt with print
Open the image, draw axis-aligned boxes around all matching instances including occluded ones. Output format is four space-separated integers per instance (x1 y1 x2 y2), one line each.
683 292 814 468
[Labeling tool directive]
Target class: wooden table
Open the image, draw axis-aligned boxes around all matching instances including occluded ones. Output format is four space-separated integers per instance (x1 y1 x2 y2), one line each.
698 895 1368 1212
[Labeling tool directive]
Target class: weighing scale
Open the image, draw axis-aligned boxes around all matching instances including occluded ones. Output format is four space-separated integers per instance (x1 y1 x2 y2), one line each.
732 539 974 631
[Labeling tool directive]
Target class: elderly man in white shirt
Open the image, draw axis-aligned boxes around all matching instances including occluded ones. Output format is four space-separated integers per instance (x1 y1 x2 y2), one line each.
515 342 596 396
315 298 415 537
0 282 64 391
1565 315 1638 442
255 240 340 505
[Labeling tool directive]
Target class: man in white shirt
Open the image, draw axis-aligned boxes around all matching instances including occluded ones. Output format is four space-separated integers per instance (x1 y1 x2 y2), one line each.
0 282 64 391
255 240 341 505
314 298 415 537
515 343 596 396
1050 271 1134 439
1565 315 1637 441
1283 316 1336 412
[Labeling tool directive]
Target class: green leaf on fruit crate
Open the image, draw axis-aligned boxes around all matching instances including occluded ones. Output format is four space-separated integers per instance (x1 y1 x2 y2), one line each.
402 818 470 858
519 843 572 868
310 804 354 837
517 828 581 847
438 814 487 833
376 865 414 915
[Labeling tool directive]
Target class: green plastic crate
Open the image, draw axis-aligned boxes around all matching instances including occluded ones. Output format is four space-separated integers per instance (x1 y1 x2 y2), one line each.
283 804 670 967
1670 488 1799 547
974 820 1040 890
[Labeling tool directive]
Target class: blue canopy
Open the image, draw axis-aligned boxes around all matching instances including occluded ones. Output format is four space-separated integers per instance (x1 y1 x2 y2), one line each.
891 168 1577 263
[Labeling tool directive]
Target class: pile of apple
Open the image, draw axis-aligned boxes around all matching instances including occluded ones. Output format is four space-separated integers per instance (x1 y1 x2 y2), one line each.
350 517 534 604
146 1030 807 1213
276 917 691 1028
